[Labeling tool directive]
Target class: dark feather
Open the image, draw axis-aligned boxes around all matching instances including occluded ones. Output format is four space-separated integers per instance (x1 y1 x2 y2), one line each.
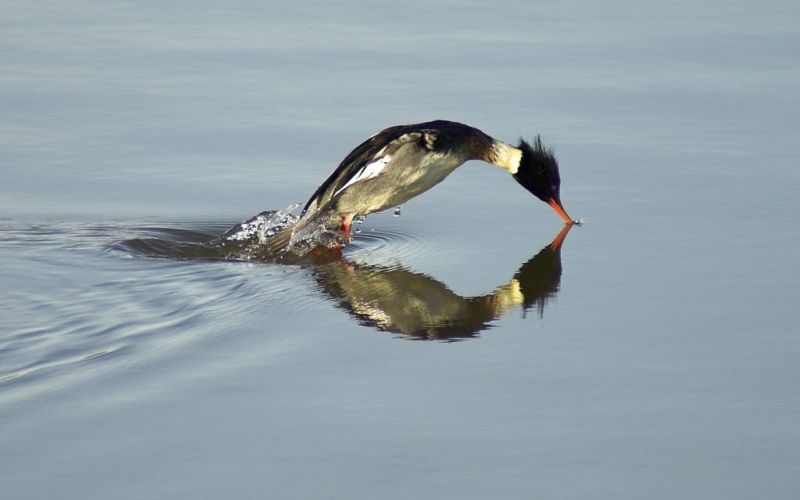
301 120 484 217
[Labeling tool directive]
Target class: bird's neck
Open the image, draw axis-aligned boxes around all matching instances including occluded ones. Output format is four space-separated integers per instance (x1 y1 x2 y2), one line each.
485 140 522 174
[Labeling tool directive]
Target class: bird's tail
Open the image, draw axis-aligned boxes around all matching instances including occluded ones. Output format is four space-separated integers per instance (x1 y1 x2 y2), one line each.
260 222 299 256
262 209 345 259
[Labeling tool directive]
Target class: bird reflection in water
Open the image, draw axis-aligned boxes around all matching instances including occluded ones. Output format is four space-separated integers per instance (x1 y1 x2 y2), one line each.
312 224 572 340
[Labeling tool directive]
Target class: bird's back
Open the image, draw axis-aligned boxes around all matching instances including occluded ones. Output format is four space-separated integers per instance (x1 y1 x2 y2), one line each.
301 120 492 219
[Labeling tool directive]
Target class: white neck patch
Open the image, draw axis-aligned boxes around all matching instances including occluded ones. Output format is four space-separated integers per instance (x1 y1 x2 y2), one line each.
490 142 522 174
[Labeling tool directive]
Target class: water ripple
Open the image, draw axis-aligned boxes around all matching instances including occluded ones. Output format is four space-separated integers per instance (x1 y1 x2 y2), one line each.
0 220 317 404
0 213 512 404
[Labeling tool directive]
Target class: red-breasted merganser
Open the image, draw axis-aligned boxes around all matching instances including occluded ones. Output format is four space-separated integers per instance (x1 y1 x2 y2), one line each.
268 120 575 254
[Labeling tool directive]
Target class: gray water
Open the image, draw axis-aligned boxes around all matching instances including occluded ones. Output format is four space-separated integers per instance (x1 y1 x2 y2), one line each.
2 1 799 498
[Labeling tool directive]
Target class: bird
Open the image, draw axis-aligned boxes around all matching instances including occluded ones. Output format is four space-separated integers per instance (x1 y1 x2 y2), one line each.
265 119 575 255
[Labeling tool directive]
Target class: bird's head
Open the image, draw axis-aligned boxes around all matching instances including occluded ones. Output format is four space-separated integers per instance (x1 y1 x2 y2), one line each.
512 136 574 225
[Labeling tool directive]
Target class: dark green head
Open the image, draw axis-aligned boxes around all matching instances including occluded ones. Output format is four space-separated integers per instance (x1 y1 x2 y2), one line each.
512 136 573 224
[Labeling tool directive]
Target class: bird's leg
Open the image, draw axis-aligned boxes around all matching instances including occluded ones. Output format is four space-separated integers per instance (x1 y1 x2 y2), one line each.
341 215 352 235
338 214 354 245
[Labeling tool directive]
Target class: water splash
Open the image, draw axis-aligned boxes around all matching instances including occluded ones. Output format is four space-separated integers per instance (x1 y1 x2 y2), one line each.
116 200 432 262
221 204 301 244
214 204 350 261
393 205 402 217
353 215 367 234
114 204 345 262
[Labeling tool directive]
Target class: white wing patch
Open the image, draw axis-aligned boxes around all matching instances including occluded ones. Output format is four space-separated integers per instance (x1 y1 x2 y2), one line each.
334 155 391 196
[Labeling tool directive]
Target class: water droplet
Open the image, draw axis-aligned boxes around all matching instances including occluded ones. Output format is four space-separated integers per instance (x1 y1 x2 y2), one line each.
393 205 402 217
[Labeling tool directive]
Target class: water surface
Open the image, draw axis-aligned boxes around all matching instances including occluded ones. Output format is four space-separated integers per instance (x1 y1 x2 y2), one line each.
2 1 799 499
